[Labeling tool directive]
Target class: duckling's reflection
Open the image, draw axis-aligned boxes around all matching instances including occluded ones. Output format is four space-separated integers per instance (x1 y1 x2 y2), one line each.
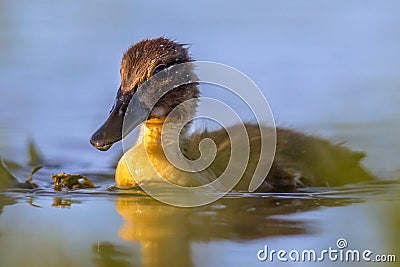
117 197 195 267
115 194 362 267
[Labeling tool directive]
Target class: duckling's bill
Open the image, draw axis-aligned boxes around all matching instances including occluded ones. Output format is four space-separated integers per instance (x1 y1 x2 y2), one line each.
90 88 148 151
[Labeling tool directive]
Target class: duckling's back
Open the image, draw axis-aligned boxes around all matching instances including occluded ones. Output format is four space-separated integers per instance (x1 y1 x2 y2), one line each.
185 125 374 192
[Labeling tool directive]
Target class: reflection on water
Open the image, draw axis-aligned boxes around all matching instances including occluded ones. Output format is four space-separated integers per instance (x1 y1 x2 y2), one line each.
0 194 17 217
92 241 140 267
51 197 81 208
0 184 399 267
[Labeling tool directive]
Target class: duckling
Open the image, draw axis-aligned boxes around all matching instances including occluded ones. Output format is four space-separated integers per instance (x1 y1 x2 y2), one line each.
90 37 374 192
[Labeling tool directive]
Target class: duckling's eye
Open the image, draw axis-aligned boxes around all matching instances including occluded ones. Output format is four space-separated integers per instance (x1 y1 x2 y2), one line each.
152 65 166 75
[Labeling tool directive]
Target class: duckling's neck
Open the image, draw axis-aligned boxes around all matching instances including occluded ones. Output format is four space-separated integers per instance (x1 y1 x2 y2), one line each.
138 118 189 153
141 120 164 147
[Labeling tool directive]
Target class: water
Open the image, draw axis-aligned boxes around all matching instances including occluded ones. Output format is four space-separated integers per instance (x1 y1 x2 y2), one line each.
0 0 400 266
0 184 399 267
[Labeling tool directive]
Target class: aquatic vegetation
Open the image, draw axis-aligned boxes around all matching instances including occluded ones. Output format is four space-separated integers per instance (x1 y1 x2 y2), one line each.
0 158 38 189
28 139 44 166
1 140 97 191
0 158 19 189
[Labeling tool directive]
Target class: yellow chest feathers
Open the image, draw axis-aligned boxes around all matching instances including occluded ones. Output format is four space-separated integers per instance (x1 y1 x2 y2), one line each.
115 122 214 188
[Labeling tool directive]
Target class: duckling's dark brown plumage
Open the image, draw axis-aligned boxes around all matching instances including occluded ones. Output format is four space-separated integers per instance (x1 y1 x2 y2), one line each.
122 38 199 120
185 125 374 192
120 38 191 93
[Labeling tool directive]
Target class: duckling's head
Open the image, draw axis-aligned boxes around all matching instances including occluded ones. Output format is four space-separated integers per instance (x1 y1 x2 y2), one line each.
90 37 199 151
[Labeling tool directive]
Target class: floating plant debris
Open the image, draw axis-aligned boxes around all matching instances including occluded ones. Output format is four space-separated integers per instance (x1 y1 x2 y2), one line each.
51 172 94 191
